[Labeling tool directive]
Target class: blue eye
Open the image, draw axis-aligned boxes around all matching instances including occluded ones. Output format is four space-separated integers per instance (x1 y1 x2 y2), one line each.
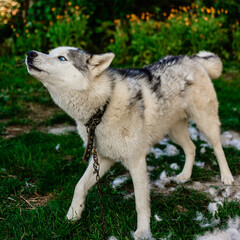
58 56 67 61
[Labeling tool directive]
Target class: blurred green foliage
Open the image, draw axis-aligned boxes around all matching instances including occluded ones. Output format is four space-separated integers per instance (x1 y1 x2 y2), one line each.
0 0 239 64
108 8 234 67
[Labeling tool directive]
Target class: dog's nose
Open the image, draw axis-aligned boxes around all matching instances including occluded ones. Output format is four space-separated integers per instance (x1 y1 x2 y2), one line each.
27 51 38 58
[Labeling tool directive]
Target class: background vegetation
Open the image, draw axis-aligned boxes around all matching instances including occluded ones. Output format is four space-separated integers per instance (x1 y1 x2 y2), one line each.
0 0 240 239
0 0 240 64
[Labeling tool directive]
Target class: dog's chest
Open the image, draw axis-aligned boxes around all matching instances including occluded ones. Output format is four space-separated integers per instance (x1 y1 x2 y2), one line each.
76 119 147 162
49 89 93 123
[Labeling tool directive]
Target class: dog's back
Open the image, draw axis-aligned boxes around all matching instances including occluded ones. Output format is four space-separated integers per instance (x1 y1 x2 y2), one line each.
105 51 222 140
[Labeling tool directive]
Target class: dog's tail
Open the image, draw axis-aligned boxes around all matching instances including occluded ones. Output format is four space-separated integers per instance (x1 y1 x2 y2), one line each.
194 51 222 79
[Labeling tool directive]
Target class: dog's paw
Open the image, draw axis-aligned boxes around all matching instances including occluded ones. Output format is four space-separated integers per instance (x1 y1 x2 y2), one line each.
172 172 190 183
132 230 155 240
66 204 84 221
221 174 234 185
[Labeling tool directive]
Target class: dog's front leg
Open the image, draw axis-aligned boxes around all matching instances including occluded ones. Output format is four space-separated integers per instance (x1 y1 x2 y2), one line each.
129 157 153 240
67 156 114 221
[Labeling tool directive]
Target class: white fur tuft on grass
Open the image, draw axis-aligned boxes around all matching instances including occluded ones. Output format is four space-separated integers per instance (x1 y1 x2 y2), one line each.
196 217 240 240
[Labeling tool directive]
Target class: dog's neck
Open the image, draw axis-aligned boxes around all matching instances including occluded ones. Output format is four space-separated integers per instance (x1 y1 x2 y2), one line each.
46 74 112 124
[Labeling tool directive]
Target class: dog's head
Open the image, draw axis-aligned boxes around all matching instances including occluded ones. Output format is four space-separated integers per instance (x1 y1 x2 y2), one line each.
25 46 115 90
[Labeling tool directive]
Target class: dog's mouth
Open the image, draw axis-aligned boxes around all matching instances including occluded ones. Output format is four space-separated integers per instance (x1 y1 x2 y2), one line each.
27 63 43 72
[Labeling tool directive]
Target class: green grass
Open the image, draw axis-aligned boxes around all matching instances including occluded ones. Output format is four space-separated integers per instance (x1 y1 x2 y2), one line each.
0 56 54 126
1 132 239 239
214 61 240 131
0 57 240 239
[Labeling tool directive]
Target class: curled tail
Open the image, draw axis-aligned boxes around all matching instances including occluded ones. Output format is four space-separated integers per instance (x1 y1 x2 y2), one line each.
194 51 222 79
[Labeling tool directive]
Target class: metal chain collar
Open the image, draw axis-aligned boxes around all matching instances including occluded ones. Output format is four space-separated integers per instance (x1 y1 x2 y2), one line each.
81 100 109 239
93 147 106 239
82 100 109 163
82 132 107 239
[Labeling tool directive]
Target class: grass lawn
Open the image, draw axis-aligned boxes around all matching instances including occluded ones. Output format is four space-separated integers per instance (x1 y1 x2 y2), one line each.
0 56 240 239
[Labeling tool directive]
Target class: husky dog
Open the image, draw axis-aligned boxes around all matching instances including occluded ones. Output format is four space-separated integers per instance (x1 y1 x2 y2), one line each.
26 47 233 239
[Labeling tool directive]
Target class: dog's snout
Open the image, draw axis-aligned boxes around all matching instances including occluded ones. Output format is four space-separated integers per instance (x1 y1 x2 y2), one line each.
27 51 38 58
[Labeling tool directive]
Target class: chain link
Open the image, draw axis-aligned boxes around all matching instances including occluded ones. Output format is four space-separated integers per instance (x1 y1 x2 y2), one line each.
93 147 106 239
82 99 110 239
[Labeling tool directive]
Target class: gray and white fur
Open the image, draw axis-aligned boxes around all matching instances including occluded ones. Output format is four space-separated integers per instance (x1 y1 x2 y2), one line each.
26 47 234 239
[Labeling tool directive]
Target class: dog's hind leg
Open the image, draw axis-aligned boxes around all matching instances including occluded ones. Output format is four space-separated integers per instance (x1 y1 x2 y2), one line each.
169 118 196 182
192 111 234 185
66 156 114 221
128 156 154 240
187 80 234 185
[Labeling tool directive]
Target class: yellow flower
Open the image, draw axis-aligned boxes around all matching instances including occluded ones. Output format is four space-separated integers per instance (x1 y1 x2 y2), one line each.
16 33 19 37
11 24 14 29
163 12 167 17
66 18 70 23
204 16 208 21
110 38 114 43
130 14 139 22
206 8 211 14
225 9 228 14
25 29 29 33
49 21 53 26
51 7 55 11
75 5 79 10
114 19 120 24
68 2 72 6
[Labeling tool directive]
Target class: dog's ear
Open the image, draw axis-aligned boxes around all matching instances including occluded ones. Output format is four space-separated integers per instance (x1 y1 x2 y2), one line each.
87 53 115 76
